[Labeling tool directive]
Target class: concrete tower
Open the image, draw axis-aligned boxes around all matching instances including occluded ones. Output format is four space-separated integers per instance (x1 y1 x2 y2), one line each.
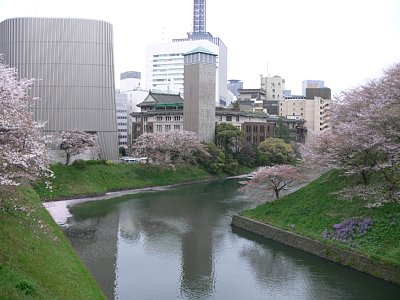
183 47 217 143
0 18 118 161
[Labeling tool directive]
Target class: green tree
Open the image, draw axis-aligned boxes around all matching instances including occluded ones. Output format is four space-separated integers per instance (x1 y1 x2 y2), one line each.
258 138 295 165
223 154 239 176
199 143 226 174
236 144 260 167
215 122 244 154
274 117 291 143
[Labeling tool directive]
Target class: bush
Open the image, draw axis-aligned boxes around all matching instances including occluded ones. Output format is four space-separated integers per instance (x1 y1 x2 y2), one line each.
15 280 36 296
199 143 226 175
72 159 87 169
258 138 296 165
85 160 109 166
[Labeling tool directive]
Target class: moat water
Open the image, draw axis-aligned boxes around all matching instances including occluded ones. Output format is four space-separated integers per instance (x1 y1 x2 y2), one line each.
48 178 400 299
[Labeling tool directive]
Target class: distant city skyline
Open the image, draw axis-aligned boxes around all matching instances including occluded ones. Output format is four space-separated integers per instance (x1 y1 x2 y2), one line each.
0 0 399 95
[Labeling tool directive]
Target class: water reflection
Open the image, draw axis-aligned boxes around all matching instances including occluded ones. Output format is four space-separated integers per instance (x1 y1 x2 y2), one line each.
64 179 400 300
66 209 119 299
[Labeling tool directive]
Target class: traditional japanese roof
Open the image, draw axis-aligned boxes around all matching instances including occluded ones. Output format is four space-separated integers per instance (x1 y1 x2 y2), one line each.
137 91 183 107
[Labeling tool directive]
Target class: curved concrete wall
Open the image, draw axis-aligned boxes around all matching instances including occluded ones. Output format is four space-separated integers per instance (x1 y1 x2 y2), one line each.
0 17 118 161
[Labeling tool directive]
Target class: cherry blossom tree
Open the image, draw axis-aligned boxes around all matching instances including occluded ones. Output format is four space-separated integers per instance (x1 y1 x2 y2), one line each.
57 129 98 165
132 132 162 163
163 130 206 164
302 63 400 205
0 58 50 186
133 130 206 165
240 165 303 200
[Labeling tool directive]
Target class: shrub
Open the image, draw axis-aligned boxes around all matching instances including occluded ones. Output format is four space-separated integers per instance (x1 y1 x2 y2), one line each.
15 280 36 296
72 159 87 169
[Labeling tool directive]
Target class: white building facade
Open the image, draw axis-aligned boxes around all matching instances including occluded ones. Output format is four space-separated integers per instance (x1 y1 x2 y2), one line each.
279 96 330 134
145 38 228 107
261 75 286 100
115 90 129 147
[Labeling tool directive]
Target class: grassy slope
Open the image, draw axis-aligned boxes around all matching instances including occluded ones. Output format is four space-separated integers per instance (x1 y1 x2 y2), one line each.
0 187 105 299
241 171 400 266
35 163 213 200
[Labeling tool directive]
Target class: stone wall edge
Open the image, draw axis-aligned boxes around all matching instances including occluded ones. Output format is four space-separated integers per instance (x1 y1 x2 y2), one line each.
231 214 400 285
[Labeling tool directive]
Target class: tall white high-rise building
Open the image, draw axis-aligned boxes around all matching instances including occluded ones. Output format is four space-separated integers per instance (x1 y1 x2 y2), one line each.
144 0 228 107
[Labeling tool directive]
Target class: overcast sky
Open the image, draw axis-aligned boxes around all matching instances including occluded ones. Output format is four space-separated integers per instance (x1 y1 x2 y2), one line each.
1 0 399 95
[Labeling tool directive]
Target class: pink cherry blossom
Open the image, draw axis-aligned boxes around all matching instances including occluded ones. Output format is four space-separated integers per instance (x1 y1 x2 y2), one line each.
0 57 51 186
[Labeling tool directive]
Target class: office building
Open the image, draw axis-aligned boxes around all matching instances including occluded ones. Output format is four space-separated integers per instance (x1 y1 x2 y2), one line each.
302 80 325 96
279 88 331 135
0 17 118 161
120 71 141 93
227 79 243 97
115 90 129 147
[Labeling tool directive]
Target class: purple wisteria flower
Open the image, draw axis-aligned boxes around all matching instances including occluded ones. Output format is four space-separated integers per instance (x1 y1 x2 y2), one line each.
322 217 373 247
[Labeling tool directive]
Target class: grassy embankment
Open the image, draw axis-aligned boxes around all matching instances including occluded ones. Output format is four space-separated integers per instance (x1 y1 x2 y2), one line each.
0 187 105 299
241 170 400 267
34 161 222 200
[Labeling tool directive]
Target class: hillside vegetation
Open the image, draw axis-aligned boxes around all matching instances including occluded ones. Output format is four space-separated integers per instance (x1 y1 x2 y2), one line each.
241 170 400 267
0 187 105 299
34 161 219 200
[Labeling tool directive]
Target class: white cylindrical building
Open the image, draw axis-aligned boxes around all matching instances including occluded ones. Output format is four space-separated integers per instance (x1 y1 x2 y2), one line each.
0 17 118 161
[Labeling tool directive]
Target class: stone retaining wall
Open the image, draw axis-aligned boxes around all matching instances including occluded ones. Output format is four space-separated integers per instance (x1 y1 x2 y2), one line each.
231 215 400 285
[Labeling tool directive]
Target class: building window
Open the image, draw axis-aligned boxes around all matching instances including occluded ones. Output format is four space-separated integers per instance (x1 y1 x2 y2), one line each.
143 117 148 122
174 125 180 130
174 116 181 121
236 116 240 122
157 116 163 121
226 115 232 122
218 115 222 121
165 125 171 131
166 116 172 121
156 125 162 132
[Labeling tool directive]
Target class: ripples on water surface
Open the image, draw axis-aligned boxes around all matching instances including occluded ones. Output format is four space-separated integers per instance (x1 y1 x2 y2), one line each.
59 179 400 300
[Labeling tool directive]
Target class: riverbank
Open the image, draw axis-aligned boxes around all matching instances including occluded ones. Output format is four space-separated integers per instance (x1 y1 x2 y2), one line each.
0 187 106 299
34 162 250 201
235 170 400 284
1 162 250 298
